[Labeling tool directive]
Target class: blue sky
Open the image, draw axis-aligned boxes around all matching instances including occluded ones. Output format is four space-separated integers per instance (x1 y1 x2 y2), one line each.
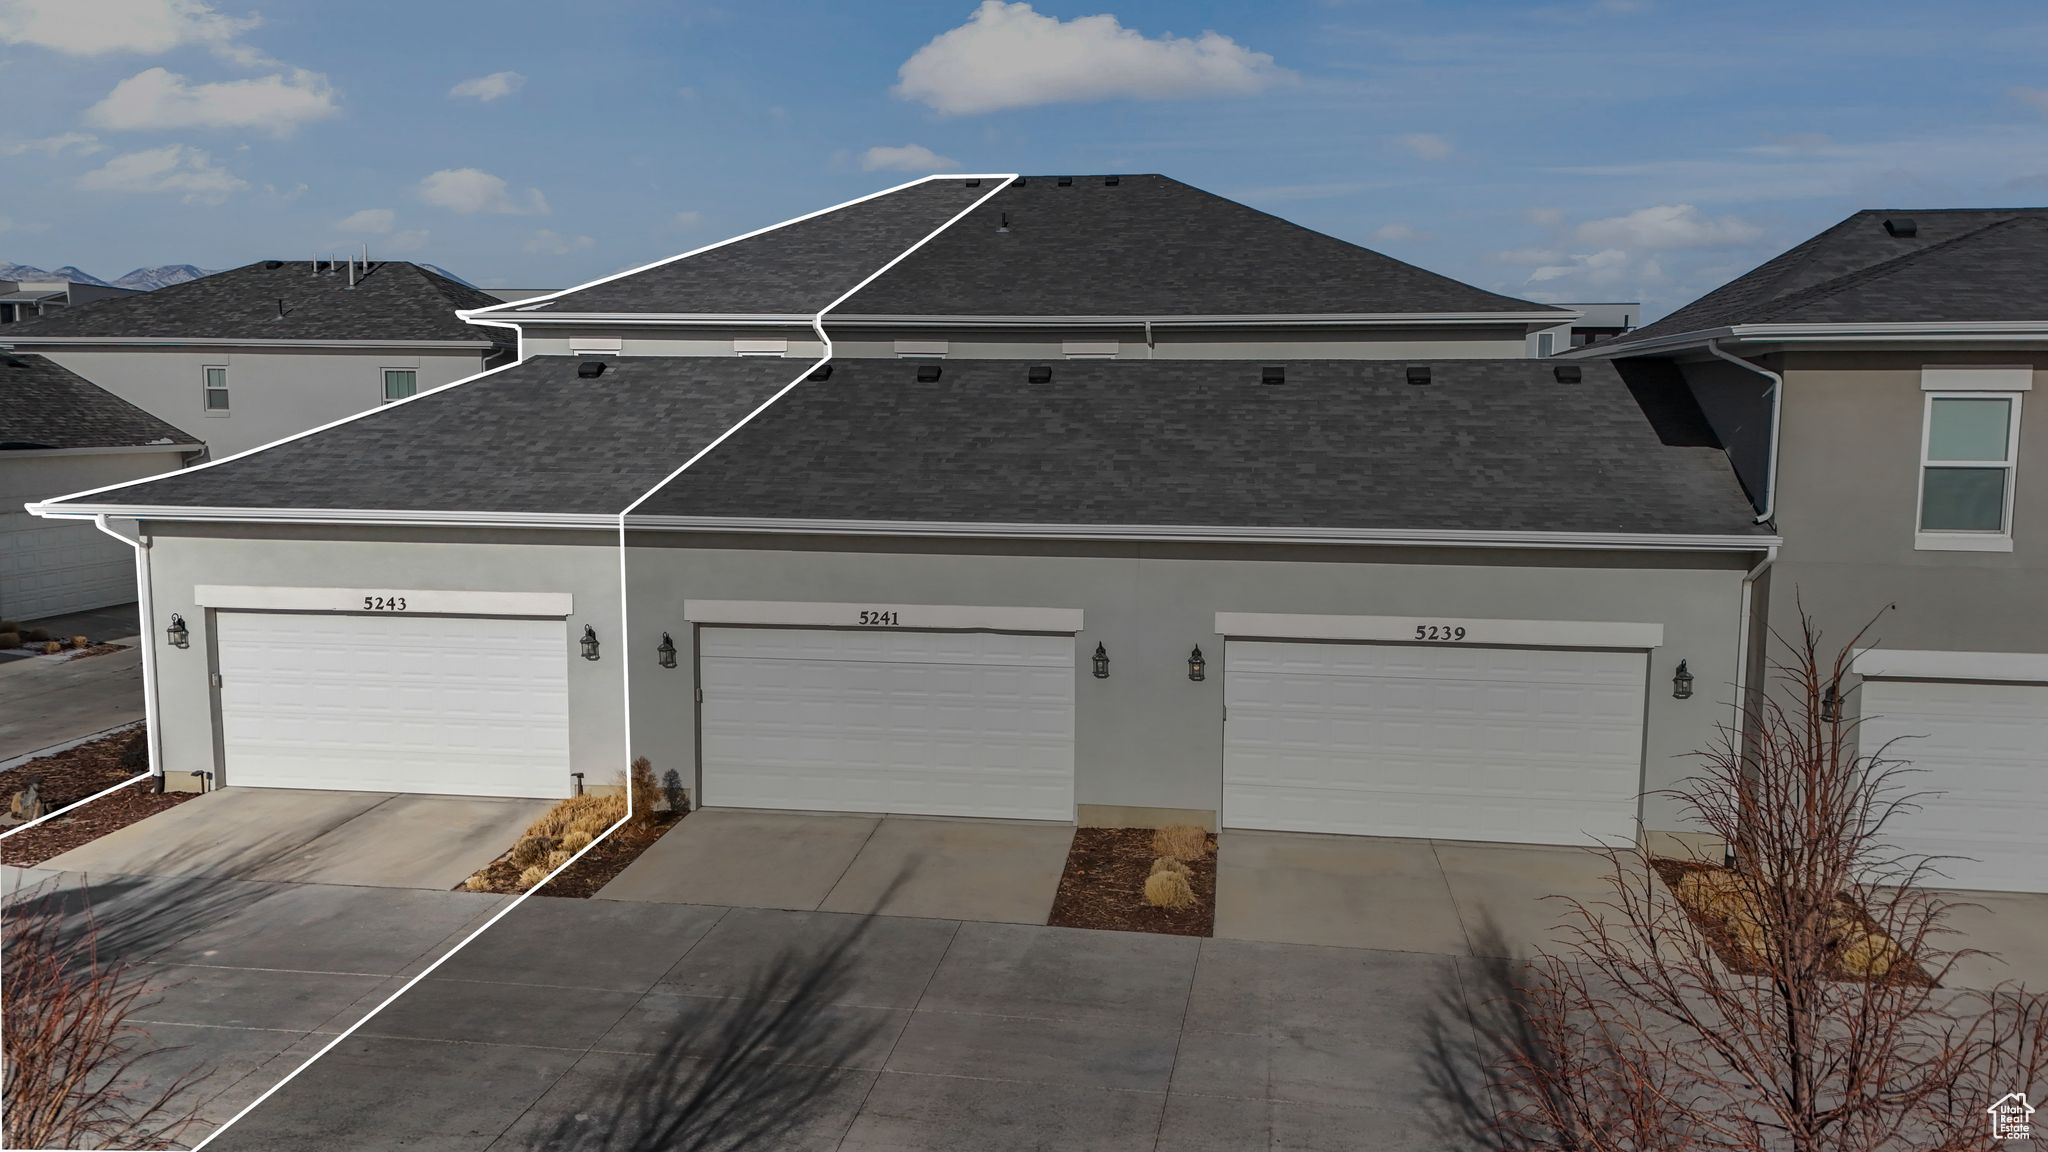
4 0 2047 316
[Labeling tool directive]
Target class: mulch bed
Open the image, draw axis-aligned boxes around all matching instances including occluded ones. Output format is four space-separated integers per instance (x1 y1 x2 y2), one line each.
461 811 685 899
1048 827 1218 937
67 643 128 660
0 727 195 867
1651 857 1935 986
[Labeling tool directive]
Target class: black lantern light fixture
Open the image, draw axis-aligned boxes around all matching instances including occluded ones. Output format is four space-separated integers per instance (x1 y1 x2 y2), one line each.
165 613 189 650
656 631 677 669
1187 645 1207 682
580 625 601 661
1672 659 1694 700
1091 642 1110 679
1820 682 1841 723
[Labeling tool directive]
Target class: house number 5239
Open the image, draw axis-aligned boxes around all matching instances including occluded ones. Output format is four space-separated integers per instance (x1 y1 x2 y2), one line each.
1413 624 1466 641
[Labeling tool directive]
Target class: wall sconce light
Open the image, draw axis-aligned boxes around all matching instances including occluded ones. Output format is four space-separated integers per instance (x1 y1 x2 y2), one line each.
1187 645 1206 682
165 613 189 649
580 625 601 661
1091 642 1110 679
656 632 677 669
1672 659 1694 700
1820 683 1840 723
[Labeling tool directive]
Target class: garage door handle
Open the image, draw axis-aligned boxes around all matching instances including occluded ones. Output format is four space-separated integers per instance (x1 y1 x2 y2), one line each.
210 673 223 688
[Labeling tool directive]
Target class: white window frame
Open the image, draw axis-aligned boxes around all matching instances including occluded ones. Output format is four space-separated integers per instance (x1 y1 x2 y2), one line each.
201 365 230 416
381 367 419 403
1915 389 2022 552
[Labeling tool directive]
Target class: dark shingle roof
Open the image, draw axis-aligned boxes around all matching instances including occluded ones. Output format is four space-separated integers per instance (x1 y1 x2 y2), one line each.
2 260 508 345
53 357 806 514
1 353 200 450
838 176 1564 318
1604 208 2048 350
636 358 1764 537
505 179 993 316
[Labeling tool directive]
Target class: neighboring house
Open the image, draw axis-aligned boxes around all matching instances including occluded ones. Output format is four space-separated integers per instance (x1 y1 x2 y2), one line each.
31 174 1774 871
1530 301 1638 357
1 259 513 459
1 353 203 619
1572 207 2048 891
0 278 142 325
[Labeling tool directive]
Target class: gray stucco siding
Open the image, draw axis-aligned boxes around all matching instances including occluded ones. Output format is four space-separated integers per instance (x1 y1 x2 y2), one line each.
625 535 1752 835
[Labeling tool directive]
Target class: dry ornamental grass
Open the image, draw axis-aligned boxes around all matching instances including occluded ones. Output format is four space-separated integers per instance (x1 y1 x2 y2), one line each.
1152 824 1210 860
1143 867 1197 909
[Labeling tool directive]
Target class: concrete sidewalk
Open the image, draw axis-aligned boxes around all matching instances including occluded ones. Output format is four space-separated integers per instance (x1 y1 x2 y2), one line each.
0 640 144 764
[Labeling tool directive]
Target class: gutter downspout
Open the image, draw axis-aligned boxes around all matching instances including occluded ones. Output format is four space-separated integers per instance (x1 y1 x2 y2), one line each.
1726 543 1777 867
92 514 164 791
1707 339 1782 525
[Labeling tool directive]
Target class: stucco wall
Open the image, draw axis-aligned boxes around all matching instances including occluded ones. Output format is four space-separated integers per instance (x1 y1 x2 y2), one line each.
1675 355 1775 510
1767 350 2048 656
1 450 188 618
35 347 493 460
625 535 1754 835
139 524 624 789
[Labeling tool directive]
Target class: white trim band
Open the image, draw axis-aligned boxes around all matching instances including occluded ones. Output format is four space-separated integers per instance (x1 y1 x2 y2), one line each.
1922 366 2034 391
196 585 574 617
685 599 1082 633
1214 611 1664 650
1852 648 2048 683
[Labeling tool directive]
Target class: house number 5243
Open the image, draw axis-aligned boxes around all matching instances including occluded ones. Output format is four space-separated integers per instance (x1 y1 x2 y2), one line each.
363 595 408 611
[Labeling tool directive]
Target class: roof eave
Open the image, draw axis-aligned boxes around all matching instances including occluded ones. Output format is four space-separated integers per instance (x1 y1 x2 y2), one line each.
1575 321 2048 358
5 443 202 458
0 336 500 350
470 310 1577 329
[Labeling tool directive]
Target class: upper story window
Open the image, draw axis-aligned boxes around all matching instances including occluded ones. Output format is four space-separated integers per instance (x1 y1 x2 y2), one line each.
1918 386 2023 551
383 368 418 402
202 366 230 414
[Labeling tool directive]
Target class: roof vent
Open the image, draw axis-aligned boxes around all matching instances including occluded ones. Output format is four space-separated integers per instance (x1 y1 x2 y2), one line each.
965 178 981 187
1261 365 1285 386
1104 175 1120 187
263 260 283 269
578 361 606 379
996 211 1010 234
1027 365 1052 384
1883 217 1917 238
808 363 833 381
1553 364 1582 384
1057 176 1073 187
0 353 25 369
1407 365 1432 387
915 364 942 382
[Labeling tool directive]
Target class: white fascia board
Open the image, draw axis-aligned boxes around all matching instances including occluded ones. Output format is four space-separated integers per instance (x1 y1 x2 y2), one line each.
500 311 1574 329
628 514 1780 552
1215 611 1664 650
1920 365 2034 391
1853 648 2048 683
27 502 616 530
685 599 1082 633
5 443 202 458
0 337 495 350
197 584 573 617
1579 322 2048 360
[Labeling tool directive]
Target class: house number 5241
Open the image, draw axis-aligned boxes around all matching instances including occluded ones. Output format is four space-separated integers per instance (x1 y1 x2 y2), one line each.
857 610 900 626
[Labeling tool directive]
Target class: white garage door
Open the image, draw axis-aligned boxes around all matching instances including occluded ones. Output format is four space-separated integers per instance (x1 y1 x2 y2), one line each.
699 627 1075 820
1859 678 2048 892
1224 641 1647 844
216 612 572 797
0 513 134 620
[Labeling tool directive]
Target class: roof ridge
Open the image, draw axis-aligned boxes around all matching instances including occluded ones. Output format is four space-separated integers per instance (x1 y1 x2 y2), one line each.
1749 215 2037 323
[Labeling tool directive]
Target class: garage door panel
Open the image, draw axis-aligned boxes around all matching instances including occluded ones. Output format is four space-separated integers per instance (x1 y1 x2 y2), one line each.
1860 678 2048 891
1225 640 1645 845
217 612 571 798
700 628 1074 821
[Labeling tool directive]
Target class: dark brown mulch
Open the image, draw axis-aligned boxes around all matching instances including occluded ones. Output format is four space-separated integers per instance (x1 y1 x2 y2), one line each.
462 811 686 899
1047 827 1217 937
1 727 195 867
1651 857 1935 986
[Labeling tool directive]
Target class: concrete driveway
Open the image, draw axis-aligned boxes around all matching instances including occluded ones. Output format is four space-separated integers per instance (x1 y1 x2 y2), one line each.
0 640 143 765
599 809 1073 924
42 787 550 890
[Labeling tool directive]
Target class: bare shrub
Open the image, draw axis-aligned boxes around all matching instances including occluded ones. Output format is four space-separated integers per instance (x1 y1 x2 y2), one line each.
1152 824 1210 860
516 863 551 890
1481 609 2048 1151
508 834 553 869
1143 868 1196 910
560 829 594 854
628 756 661 825
3 883 203 1149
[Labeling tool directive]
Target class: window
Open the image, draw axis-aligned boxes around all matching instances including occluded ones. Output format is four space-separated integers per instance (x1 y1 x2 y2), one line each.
1918 392 2021 549
382 368 418 402
202 366 230 413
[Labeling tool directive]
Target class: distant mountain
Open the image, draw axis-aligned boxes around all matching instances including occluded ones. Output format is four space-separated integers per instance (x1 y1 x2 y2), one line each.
0 262 218 290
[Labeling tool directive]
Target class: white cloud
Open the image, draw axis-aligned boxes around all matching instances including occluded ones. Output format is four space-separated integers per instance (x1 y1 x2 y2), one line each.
0 131 100 157
1526 206 1565 227
1574 203 1762 249
860 143 957 172
450 71 525 102
417 168 548 215
77 144 246 204
523 229 593 256
672 209 704 229
336 207 394 233
1370 223 1426 243
894 1 1286 115
1523 249 1667 294
1495 246 1563 265
2015 86 2048 118
0 0 263 61
1394 132 1453 161
382 229 429 254
87 67 338 136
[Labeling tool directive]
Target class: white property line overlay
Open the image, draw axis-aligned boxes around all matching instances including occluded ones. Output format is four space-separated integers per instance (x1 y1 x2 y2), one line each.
0 771 150 843
184 172 1018 1151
